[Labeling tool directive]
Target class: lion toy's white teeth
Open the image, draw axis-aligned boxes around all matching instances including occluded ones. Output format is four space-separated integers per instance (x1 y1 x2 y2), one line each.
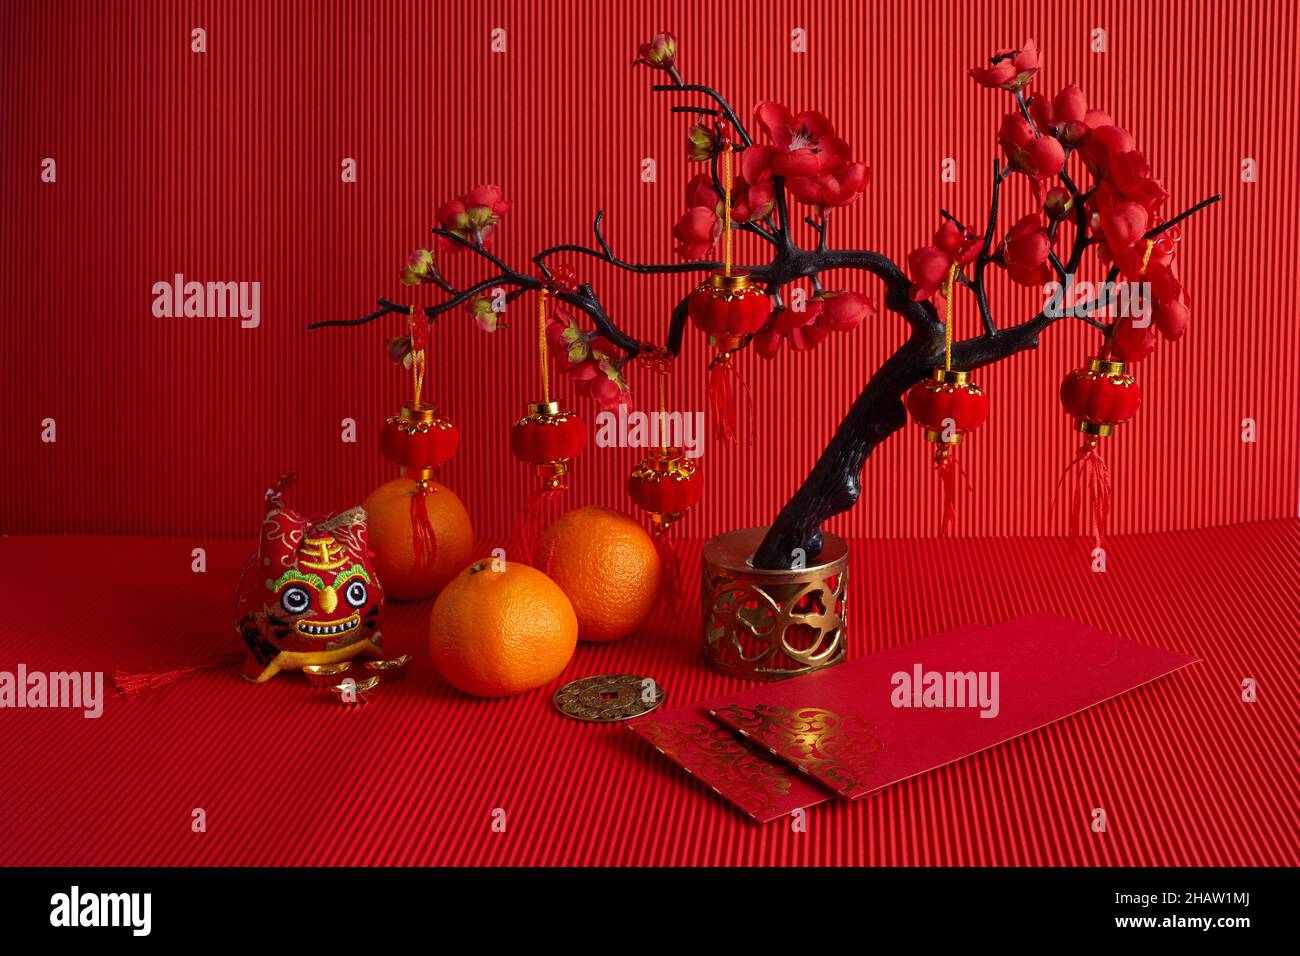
297 616 360 638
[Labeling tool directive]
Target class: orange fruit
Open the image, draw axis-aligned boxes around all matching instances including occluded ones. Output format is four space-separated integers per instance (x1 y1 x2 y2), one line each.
428 559 578 698
537 505 661 642
364 478 474 601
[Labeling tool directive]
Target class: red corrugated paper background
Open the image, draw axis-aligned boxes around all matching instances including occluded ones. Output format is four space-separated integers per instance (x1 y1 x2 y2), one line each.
2 0 1296 539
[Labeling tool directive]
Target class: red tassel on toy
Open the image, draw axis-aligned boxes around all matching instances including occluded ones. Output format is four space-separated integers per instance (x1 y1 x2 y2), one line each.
112 473 299 695
113 653 245 698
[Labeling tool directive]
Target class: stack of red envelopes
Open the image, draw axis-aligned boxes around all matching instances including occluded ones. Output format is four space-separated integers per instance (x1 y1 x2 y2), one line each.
629 613 1196 822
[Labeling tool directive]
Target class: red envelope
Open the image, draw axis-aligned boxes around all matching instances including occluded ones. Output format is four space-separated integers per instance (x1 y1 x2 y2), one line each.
628 699 834 822
709 613 1197 799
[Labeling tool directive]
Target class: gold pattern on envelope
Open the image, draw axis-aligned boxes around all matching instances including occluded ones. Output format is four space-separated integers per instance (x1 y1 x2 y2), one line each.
710 704 883 795
635 718 794 819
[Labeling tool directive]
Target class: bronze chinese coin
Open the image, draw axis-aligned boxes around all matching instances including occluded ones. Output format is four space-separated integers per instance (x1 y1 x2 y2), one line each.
552 674 665 722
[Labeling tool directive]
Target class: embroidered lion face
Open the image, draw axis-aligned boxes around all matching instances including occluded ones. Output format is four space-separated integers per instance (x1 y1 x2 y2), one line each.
236 478 385 682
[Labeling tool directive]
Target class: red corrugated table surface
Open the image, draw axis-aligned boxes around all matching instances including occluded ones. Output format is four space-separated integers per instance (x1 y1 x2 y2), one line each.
0 520 1296 866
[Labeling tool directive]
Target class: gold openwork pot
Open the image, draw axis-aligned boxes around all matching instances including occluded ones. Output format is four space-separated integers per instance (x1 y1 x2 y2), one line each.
701 526 849 681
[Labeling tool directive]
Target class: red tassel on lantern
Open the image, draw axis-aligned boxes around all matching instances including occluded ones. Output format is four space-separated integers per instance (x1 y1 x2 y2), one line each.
1056 357 1141 549
689 270 768 443
903 262 988 534
905 369 989 534
688 143 770 445
627 447 704 604
380 400 459 572
510 400 587 564
379 307 459 573
509 287 588 564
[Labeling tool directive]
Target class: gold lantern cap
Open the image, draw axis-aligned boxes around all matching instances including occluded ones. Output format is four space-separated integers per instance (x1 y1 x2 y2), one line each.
631 447 695 481
399 401 442 424
1088 357 1126 376
707 270 752 293
526 400 562 418
648 446 688 470
931 368 971 386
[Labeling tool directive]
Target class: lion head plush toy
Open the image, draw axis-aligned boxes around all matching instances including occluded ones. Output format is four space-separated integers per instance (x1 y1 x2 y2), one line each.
236 474 386 682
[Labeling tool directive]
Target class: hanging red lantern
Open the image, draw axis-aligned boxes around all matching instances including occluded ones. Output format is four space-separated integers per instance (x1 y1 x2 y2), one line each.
1056 356 1141 549
687 144 770 444
626 355 703 604
627 448 704 530
376 306 461 572
628 447 702 605
688 271 771 343
906 369 990 446
380 403 459 489
510 287 586 563
510 400 587 491
904 266 988 533
1060 357 1143 433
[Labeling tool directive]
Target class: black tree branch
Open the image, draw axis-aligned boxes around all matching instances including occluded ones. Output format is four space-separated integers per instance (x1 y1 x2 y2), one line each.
972 158 1005 336
313 54 1221 574
752 191 1220 569
652 83 753 145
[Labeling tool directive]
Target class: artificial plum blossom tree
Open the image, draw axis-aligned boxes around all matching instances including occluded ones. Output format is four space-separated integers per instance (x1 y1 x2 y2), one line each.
314 34 1219 570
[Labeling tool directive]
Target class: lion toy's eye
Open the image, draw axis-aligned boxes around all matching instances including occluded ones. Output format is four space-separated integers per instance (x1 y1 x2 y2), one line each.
343 579 368 608
280 585 312 615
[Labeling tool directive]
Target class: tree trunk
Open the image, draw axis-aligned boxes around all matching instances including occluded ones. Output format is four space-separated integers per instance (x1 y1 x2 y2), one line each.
752 332 934 569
